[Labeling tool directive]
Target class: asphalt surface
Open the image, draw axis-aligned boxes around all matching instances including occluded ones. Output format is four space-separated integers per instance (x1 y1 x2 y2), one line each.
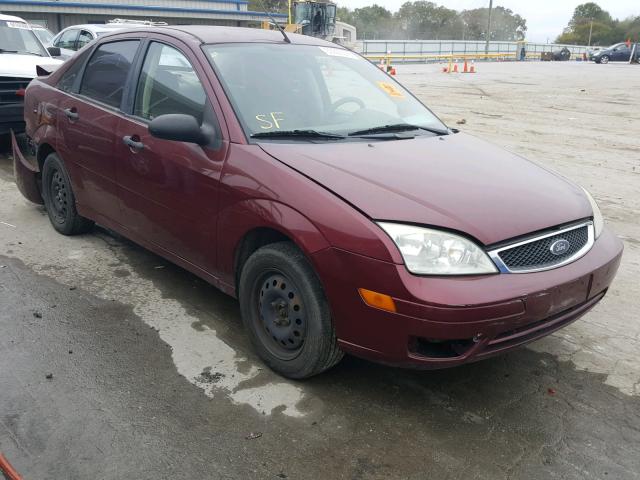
1 62 639 479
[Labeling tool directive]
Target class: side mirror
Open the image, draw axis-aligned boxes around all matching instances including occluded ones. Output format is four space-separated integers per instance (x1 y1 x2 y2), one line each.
47 46 61 57
148 114 209 145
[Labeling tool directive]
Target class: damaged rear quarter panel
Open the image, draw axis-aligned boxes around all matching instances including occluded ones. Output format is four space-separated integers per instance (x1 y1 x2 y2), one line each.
11 129 43 205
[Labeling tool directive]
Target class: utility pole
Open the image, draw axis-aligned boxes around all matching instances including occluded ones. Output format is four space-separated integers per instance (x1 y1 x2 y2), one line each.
587 18 593 46
484 0 493 55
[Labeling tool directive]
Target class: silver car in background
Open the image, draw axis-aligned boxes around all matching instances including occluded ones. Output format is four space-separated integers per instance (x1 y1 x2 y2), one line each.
51 19 167 59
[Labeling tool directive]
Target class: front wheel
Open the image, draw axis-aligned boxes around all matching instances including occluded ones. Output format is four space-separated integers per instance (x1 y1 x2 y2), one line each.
238 242 343 379
599 55 610 64
41 153 94 235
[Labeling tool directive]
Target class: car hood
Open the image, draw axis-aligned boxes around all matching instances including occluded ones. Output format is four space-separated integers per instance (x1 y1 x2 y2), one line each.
0 54 64 78
259 133 592 245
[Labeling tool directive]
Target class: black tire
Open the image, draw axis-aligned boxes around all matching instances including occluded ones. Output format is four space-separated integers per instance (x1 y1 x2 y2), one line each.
239 241 343 379
41 153 94 235
600 55 609 64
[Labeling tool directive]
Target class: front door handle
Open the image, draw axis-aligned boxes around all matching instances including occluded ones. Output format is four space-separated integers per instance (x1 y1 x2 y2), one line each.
122 135 144 151
63 107 78 120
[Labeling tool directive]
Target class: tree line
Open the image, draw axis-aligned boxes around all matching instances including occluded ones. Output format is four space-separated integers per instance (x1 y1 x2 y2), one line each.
337 3 526 41
556 2 640 46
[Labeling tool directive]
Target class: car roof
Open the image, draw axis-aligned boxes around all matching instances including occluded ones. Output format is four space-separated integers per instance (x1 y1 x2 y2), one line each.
123 25 339 47
0 13 28 22
58 23 153 34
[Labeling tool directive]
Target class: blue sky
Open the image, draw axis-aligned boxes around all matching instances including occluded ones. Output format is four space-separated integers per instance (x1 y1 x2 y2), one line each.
338 1 639 42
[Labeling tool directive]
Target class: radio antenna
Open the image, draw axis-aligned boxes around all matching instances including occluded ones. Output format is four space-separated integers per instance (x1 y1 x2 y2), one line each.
260 0 291 44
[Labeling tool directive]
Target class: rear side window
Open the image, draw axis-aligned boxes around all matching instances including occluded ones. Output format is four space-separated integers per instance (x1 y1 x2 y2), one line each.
77 30 93 49
57 48 91 93
55 29 78 50
80 40 139 109
134 42 206 123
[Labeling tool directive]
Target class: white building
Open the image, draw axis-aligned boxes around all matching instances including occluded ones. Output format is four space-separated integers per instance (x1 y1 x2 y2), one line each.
0 0 286 32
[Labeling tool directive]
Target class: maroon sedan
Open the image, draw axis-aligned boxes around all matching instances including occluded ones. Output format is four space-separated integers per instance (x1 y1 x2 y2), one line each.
12 26 622 378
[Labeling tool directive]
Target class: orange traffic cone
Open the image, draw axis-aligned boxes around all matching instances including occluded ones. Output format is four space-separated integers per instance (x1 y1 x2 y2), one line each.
453 63 459 73
463 60 468 73
469 61 476 73
442 66 449 73
390 67 397 75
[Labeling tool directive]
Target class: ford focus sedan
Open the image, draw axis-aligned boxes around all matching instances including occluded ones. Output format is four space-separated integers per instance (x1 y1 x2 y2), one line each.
13 26 622 379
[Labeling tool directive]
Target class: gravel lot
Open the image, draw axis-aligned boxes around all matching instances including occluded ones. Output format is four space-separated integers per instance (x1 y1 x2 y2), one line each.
1 61 639 479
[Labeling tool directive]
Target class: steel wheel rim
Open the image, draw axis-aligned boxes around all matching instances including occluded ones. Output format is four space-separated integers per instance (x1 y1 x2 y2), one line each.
255 271 307 360
49 168 68 223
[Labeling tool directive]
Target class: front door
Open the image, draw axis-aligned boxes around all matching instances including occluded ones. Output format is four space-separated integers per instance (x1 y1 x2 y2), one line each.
57 39 141 225
613 45 630 61
114 40 227 272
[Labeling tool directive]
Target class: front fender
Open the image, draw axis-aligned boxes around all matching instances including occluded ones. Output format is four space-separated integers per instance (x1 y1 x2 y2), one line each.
217 198 331 285
11 130 43 205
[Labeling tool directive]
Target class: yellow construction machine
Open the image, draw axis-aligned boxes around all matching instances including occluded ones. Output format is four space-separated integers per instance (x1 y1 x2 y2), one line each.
262 1 347 43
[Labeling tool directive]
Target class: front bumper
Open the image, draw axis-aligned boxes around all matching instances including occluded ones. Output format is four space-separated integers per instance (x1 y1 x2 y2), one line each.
1 103 25 135
312 228 623 368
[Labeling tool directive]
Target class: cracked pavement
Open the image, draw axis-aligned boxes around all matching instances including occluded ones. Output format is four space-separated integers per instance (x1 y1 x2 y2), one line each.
1 62 639 479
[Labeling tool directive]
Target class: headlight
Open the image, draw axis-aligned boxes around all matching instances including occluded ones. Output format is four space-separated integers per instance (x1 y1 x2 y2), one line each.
582 188 604 238
378 222 498 275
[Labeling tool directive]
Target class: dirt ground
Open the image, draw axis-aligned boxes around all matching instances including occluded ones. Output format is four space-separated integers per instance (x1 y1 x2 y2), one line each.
1 61 639 479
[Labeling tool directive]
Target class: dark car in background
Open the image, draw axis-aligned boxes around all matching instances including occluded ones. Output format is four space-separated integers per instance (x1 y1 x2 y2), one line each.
593 42 638 63
552 47 572 61
12 26 623 378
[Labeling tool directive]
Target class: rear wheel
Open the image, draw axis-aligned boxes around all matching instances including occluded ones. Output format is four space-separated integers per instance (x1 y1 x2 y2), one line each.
42 153 94 235
239 242 343 379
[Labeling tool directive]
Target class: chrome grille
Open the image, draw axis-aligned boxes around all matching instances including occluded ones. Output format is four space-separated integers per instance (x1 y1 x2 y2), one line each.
489 221 594 273
0 76 30 105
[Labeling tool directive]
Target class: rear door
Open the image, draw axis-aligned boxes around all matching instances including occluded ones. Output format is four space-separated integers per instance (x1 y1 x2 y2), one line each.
57 39 141 225
114 38 228 271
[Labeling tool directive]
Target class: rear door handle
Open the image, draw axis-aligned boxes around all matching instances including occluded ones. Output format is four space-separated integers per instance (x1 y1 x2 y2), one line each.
63 108 78 120
122 135 144 151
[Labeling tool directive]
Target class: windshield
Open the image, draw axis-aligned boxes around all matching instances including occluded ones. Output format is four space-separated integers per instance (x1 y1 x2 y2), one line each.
203 43 447 140
0 20 48 56
33 27 54 45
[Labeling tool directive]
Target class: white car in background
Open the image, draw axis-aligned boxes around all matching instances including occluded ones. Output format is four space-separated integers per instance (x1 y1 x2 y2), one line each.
51 19 166 59
0 14 63 135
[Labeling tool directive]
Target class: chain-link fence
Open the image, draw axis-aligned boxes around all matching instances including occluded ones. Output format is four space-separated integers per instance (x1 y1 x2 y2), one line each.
359 40 589 62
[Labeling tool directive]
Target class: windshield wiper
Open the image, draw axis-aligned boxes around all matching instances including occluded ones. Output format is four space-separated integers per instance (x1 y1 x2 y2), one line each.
251 129 345 139
0 48 19 53
348 123 449 137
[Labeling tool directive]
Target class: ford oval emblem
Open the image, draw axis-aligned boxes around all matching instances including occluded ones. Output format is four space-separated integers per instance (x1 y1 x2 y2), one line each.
550 239 570 255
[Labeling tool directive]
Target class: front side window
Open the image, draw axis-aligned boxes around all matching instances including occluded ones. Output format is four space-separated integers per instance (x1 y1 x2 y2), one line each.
134 42 206 123
204 43 446 140
0 20 48 56
55 29 79 50
80 40 139 108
